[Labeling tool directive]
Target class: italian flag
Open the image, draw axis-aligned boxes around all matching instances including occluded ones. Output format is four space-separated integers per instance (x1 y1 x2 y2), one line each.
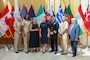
36 4 45 26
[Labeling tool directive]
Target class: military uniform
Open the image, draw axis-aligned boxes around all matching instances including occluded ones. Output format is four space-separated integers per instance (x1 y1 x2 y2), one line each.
14 20 22 52
49 20 59 52
60 21 68 54
22 19 31 52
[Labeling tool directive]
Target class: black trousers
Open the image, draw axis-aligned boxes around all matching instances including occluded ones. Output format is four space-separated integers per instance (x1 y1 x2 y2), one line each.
71 41 77 56
50 34 58 51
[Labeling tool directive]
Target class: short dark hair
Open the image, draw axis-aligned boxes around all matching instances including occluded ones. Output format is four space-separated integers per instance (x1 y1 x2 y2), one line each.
24 15 30 20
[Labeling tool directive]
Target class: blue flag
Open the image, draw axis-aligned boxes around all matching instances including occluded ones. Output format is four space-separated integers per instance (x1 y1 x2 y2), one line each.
28 5 35 20
55 5 64 23
55 5 64 34
20 5 26 19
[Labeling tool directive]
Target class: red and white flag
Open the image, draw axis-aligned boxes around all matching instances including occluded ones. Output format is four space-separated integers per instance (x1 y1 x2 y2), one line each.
78 0 90 32
0 5 11 37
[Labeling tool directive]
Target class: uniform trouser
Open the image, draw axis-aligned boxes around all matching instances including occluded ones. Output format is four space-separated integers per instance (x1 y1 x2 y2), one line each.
14 32 22 52
71 41 77 56
61 34 68 53
50 34 58 51
23 32 29 52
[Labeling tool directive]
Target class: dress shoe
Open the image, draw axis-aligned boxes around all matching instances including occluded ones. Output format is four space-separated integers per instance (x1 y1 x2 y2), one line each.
72 55 76 57
50 50 54 52
61 53 67 55
60 51 63 52
25 51 28 54
15 51 19 53
54 51 57 54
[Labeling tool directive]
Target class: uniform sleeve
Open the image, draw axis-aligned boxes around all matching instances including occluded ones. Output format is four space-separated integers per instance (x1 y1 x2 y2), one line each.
21 20 24 26
29 21 31 25
56 22 59 29
65 22 68 29
13 21 17 29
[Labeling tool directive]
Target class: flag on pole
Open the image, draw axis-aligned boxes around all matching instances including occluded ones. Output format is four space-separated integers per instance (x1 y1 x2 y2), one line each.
14 0 20 20
20 5 27 19
36 4 45 25
78 5 90 33
5 16 15 38
46 6 54 16
55 5 64 34
28 5 35 20
64 5 73 26
4 5 15 38
55 5 64 23
46 5 54 22
14 0 19 16
78 0 89 33
81 0 88 14
74 0 88 36
0 5 11 37
75 13 86 36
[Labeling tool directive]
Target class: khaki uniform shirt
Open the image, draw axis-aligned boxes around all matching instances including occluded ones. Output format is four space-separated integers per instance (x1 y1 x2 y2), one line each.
14 21 22 32
60 21 68 35
22 19 31 33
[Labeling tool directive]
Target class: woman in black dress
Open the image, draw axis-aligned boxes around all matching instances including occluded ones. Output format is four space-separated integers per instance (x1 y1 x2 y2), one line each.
29 18 39 52
40 16 50 53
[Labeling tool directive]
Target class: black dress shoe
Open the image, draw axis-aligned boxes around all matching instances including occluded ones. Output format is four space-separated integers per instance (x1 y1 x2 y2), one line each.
72 55 76 57
50 50 54 52
25 51 28 54
60 51 63 52
15 51 19 53
54 51 57 54
61 53 67 55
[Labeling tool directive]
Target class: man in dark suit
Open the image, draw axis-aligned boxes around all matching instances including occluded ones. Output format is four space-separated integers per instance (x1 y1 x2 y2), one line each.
69 18 80 57
49 15 59 54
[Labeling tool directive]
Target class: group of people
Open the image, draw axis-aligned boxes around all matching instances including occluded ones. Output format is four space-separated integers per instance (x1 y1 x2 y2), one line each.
14 14 80 57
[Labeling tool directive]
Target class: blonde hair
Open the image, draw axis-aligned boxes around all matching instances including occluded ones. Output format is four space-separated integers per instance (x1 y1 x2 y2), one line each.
31 17 37 24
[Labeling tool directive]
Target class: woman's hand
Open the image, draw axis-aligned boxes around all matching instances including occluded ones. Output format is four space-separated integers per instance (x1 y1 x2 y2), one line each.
50 32 54 35
39 34 42 38
35 28 38 31
47 33 50 38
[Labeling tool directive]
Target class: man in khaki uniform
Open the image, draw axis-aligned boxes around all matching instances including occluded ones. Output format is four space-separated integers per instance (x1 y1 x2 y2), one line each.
59 16 68 55
14 16 22 53
22 15 31 53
